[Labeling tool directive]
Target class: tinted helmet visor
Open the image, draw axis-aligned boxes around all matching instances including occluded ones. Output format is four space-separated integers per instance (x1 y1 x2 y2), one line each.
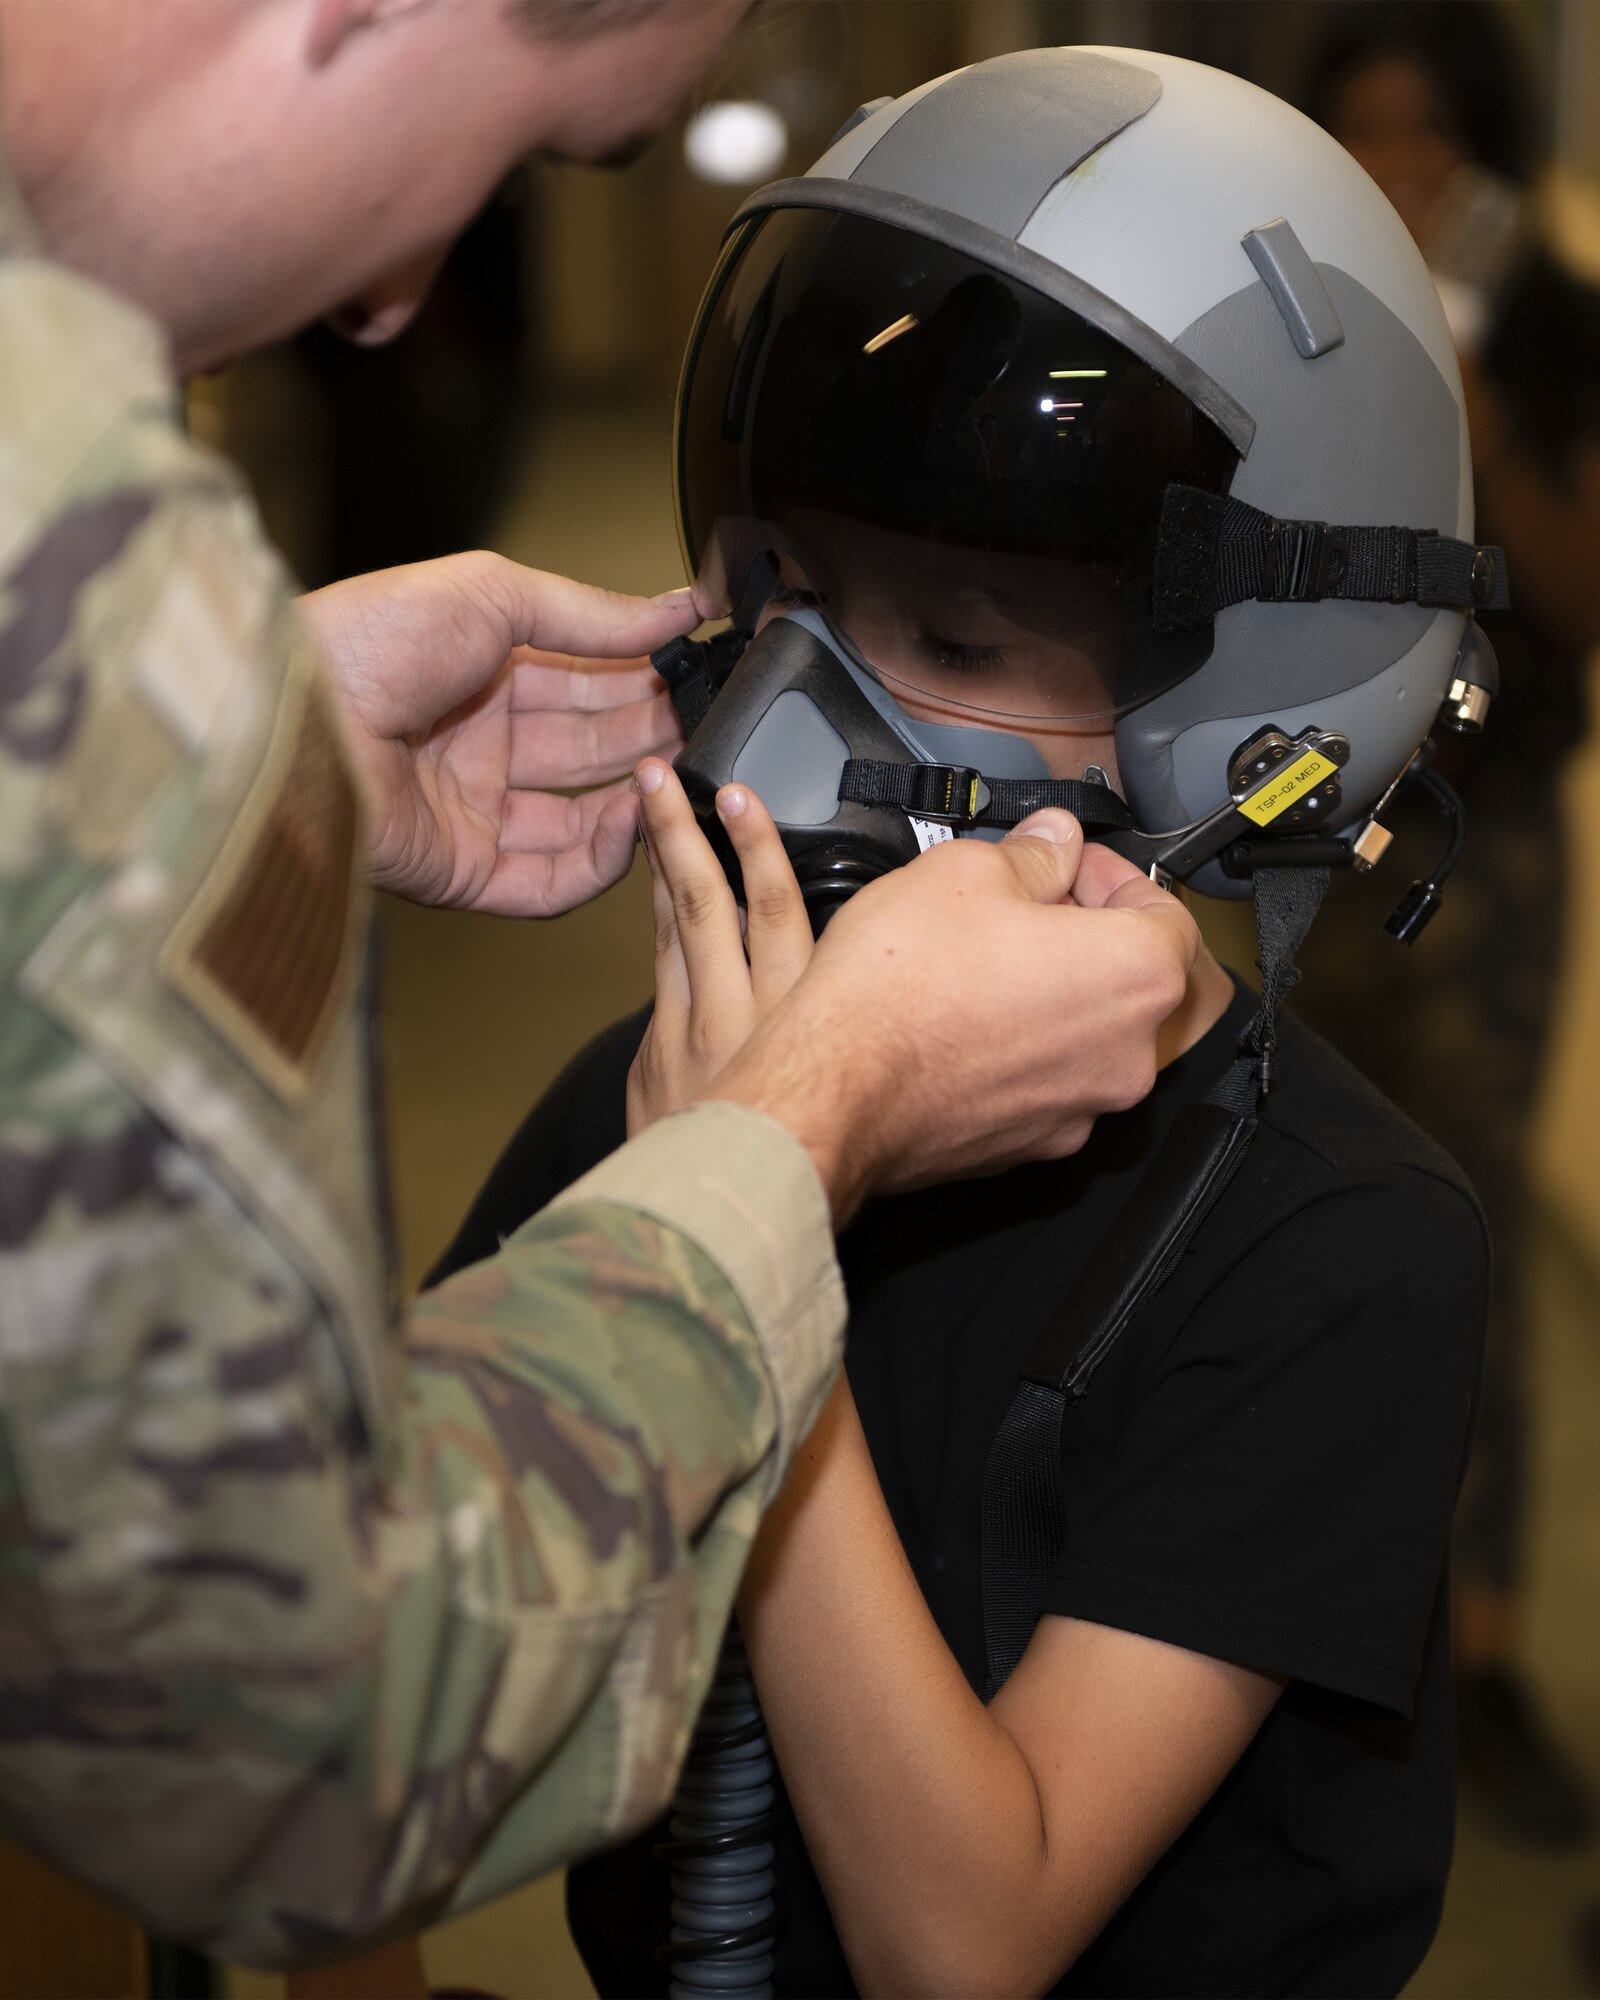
678 207 1239 725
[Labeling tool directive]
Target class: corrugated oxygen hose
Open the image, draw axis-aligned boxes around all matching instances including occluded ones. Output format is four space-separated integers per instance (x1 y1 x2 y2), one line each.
654 1625 780 1999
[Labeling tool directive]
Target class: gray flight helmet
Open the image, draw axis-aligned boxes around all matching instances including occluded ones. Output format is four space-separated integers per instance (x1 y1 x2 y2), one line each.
678 47 1487 897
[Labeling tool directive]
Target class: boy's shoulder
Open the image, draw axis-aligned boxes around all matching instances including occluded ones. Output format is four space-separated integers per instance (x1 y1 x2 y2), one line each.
555 992 1482 1228
1204 1006 1488 1305
1267 1009 1478 1206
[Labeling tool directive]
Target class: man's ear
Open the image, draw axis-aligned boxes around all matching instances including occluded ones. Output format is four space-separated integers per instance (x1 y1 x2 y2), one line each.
305 0 434 68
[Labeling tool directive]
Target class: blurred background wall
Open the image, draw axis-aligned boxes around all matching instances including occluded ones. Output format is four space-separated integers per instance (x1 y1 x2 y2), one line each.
9 2 1600 1996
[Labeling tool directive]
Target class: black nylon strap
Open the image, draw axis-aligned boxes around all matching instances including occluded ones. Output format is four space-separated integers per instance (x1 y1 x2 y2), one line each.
840 758 1136 832
979 866 1327 1697
1153 483 1509 633
651 629 748 738
1212 865 1329 1109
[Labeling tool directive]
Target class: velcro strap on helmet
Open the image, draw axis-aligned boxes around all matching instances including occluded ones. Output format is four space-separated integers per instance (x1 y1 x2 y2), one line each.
840 759 1136 832
1152 484 1510 633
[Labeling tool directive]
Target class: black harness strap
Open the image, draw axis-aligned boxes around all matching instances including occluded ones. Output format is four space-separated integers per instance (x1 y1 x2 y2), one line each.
1153 484 1509 633
839 759 1137 833
652 628 748 738
979 866 1328 1698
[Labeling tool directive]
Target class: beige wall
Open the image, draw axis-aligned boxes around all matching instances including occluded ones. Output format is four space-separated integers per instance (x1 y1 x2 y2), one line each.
1531 2 1600 1260
1536 693 1600 1262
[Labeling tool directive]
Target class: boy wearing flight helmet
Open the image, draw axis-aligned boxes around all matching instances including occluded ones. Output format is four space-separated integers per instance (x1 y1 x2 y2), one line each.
439 48 1496 1997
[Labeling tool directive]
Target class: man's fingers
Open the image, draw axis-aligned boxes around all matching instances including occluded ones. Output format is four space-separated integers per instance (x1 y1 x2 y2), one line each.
509 654 667 713
998 808 1086 905
716 784 812 1006
500 780 629 855
1067 840 1163 910
572 786 645 908
509 688 681 788
1069 841 1203 992
466 786 642 918
1071 840 1202 926
485 558 700 662
636 759 747 1016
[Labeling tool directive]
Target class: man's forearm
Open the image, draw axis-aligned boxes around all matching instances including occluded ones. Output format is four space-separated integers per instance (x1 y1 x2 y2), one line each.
711 1009 882 1229
0 1105 843 1965
366 1147 845 1939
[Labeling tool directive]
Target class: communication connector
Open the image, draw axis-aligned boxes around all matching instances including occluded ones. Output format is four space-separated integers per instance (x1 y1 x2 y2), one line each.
1351 820 1394 873
1442 677 1492 732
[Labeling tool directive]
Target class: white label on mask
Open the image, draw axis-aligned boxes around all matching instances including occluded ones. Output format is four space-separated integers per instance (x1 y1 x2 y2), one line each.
910 817 955 852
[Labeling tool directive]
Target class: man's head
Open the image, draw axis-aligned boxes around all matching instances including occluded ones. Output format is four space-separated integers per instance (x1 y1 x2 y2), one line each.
0 0 745 373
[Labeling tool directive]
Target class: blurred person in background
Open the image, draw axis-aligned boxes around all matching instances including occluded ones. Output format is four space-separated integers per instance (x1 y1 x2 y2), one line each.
1300 0 1600 1849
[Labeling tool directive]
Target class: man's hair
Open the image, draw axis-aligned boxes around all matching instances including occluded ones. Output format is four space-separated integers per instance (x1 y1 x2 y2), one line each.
508 0 674 43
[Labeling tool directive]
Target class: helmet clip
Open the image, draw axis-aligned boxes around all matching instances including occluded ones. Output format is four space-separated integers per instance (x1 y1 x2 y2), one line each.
1148 725 1349 881
1260 518 1349 603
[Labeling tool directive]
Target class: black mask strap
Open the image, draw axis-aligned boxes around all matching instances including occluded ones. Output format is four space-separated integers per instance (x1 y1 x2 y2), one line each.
652 628 748 738
839 758 1136 833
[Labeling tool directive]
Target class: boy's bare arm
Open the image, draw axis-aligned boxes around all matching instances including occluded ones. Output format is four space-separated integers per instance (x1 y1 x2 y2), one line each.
737 1379 1283 1999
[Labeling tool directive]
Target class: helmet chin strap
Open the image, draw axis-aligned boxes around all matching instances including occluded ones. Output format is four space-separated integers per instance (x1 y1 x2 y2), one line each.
834 734 1348 885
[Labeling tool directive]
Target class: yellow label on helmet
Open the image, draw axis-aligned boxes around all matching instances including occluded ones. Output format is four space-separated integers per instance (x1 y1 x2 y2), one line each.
1237 749 1334 826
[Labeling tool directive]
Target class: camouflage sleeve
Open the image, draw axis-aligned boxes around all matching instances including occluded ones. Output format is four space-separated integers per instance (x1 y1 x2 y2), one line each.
397 1104 842 1927
0 235 844 1962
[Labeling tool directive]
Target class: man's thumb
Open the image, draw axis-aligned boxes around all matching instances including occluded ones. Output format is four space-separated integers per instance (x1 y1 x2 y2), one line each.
1001 808 1085 904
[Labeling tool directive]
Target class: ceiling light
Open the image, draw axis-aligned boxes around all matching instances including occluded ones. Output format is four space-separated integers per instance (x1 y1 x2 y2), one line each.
684 102 788 186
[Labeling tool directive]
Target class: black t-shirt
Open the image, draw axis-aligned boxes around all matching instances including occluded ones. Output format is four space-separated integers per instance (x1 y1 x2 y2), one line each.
433 983 1486 2000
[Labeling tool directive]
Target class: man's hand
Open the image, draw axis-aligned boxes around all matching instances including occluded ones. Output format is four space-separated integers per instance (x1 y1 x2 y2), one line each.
298 553 701 915
630 764 1199 1222
721 809 1196 1220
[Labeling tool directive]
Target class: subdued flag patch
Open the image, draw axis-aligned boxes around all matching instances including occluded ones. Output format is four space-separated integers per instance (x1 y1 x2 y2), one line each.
162 659 360 1097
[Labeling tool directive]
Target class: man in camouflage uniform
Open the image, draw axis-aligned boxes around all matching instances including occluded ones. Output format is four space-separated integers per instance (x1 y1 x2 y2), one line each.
0 0 1199 1966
